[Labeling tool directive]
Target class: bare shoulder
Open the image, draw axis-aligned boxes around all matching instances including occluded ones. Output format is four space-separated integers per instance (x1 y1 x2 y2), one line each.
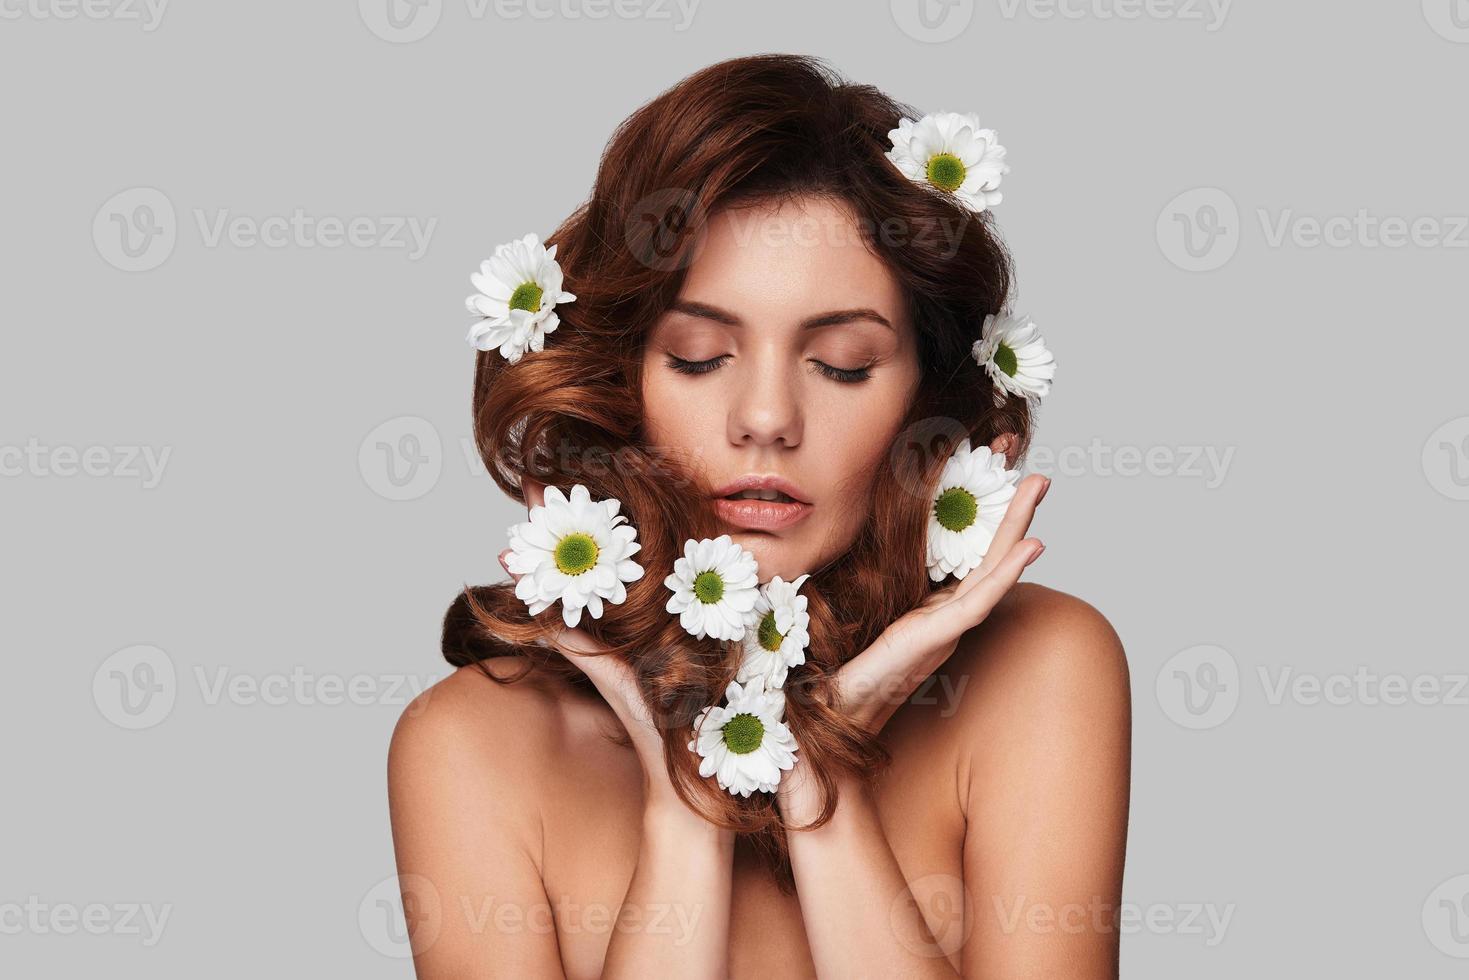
387 658 593 814
904 583 1131 767
391 659 559 761
947 581 1129 698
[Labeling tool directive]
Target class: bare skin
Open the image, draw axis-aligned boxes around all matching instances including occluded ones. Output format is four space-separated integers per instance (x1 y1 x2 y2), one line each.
388 197 1131 978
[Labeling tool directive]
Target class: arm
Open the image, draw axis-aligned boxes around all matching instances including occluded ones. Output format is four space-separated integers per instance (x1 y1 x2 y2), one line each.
780 590 1130 979
388 654 737 979
506 477 736 978
778 473 1130 977
387 671 568 978
957 592 1130 978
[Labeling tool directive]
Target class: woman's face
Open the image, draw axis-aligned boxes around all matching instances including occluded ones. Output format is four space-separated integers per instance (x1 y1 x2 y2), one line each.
642 195 923 581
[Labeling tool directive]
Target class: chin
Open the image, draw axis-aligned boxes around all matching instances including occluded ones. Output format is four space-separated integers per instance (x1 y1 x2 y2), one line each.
724 529 819 583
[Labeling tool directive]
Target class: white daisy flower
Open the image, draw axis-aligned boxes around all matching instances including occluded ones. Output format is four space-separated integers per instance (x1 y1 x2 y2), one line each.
972 312 1055 402
506 484 644 629
465 233 577 363
663 535 760 642
736 574 811 690
886 111 1009 213
927 439 1021 583
687 676 799 797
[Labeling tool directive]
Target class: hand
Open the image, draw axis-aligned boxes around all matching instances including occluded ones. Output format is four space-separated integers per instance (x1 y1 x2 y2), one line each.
778 472 1050 817
499 478 668 780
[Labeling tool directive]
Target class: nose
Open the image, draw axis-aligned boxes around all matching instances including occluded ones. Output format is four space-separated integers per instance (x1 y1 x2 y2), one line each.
727 347 803 449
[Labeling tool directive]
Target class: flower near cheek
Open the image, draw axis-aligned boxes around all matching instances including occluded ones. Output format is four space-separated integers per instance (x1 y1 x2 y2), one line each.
663 535 761 642
465 233 577 363
688 677 800 797
737 574 811 690
927 439 1020 583
505 484 645 628
886 111 1009 213
972 312 1055 402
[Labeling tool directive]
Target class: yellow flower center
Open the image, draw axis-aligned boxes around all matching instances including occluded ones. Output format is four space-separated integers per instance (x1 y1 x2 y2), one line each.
554 532 599 575
723 713 764 754
993 342 1019 377
693 570 724 604
508 281 544 313
934 486 978 533
926 153 966 193
757 611 784 652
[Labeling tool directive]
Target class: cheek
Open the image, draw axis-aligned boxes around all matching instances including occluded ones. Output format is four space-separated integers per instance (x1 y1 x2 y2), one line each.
641 372 712 450
806 377 917 503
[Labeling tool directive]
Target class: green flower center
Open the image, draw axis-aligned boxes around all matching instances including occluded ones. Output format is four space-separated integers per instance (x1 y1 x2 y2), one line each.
723 713 765 754
508 281 544 314
934 486 978 533
554 532 599 575
926 153 966 193
757 611 784 652
993 342 1019 378
693 570 725 604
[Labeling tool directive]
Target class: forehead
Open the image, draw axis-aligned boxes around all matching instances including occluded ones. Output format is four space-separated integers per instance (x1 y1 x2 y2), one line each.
678 196 906 319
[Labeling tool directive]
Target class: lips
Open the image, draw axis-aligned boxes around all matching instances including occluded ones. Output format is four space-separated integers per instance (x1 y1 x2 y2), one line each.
710 474 814 532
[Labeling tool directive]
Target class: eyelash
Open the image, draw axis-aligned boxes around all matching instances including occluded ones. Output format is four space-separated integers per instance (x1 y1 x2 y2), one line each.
665 354 872 384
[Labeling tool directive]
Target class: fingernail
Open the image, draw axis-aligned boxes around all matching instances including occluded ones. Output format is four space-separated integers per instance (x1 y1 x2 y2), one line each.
1028 542 1045 564
1037 477 1051 503
498 548 512 570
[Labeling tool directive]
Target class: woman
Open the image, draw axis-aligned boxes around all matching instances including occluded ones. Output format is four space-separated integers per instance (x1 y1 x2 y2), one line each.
389 54 1130 979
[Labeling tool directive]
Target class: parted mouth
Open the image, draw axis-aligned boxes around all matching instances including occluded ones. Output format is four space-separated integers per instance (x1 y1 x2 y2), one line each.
722 488 799 503
710 474 812 506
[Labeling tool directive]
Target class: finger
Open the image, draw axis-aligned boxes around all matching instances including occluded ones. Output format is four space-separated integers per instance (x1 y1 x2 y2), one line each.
499 543 605 656
956 473 1048 596
947 536 1045 634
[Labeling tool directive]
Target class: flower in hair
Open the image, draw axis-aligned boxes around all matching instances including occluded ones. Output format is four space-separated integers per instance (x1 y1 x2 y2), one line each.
972 312 1055 402
663 535 760 642
688 676 799 797
886 111 1008 213
505 484 644 629
465 233 576 363
927 439 1020 583
737 574 811 690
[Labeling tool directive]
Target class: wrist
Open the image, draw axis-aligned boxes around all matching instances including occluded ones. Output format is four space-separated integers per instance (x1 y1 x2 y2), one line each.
642 795 736 848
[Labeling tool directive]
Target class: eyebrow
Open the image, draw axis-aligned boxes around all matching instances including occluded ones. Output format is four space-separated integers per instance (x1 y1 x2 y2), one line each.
668 300 893 332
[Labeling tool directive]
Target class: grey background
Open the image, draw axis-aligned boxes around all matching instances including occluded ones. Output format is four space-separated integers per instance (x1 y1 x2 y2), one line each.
3 0 1466 976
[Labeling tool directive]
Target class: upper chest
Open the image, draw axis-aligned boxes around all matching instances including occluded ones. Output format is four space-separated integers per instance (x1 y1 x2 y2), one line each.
537 704 968 980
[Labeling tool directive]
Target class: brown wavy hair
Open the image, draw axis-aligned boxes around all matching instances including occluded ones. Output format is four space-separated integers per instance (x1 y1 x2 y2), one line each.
442 53 1031 889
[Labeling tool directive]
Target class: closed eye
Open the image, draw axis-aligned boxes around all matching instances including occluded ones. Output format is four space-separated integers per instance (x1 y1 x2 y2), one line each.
665 354 872 383
809 359 873 384
665 353 731 376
